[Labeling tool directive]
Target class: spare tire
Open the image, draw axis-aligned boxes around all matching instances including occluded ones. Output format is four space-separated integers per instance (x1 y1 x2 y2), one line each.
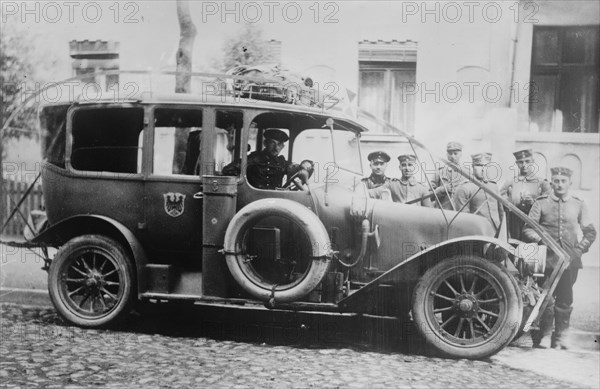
224 199 332 303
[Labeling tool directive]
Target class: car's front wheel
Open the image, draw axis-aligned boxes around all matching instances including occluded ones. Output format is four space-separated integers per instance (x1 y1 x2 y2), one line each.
48 234 135 328
412 255 521 359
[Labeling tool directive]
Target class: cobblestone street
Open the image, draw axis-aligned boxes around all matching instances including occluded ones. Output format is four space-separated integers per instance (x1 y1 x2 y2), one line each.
1 303 594 388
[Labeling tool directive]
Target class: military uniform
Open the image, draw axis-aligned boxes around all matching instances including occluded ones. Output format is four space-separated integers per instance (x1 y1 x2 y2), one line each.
503 175 551 239
432 164 468 209
369 176 432 206
453 152 503 231
523 193 596 271
522 167 597 349
453 180 503 230
362 151 391 189
502 149 551 239
223 128 296 190
246 150 292 189
361 174 391 189
431 142 467 210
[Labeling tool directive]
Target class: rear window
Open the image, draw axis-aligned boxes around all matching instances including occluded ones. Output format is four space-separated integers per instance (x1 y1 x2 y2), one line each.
71 107 145 174
40 105 68 167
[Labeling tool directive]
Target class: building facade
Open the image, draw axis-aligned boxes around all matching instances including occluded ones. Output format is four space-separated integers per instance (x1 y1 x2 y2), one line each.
345 1 599 264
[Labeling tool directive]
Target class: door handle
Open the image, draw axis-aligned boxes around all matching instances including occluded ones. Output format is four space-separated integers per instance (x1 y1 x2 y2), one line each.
193 192 204 199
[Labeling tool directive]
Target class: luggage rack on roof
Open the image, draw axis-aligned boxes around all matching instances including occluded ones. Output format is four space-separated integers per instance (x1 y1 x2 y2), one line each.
218 64 343 110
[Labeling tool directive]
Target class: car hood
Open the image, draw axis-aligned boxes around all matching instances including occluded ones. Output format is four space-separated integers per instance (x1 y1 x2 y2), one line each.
369 198 496 266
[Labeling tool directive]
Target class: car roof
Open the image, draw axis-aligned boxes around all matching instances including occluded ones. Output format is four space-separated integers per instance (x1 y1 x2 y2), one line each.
40 92 366 132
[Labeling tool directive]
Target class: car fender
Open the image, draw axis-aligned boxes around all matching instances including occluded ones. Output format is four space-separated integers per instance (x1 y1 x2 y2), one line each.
338 235 516 311
32 214 148 297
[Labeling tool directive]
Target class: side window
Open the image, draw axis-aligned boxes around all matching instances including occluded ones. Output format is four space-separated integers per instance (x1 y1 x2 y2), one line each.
71 107 144 174
41 105 68 168
214 110 243 174
153 108 203 176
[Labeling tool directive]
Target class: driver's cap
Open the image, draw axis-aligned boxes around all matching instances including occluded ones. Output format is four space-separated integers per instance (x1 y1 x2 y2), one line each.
398 154 417 163
550 166 573 177
263 129 289 143
368 151 391 163
471 152 492 165
512 148 533 161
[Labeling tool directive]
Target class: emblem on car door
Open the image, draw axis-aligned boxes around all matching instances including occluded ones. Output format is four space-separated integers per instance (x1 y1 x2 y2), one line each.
163 192 186 217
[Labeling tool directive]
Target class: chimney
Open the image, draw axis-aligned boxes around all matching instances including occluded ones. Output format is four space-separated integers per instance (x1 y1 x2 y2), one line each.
266 40 282 65
69 40 120 90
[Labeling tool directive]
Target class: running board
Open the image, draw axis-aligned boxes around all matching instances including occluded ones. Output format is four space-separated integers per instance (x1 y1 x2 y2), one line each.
140 292 250 306
140 292 341 313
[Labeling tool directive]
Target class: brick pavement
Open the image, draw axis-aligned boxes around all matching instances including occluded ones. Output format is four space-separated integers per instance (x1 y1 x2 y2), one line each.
0 304 585 388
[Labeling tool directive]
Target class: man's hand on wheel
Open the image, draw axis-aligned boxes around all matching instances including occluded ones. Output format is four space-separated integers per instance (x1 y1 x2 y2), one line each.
283 168 310 191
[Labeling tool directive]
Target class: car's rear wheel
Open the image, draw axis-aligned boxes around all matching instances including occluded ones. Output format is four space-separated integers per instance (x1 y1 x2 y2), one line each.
412 255 521 359
48 234 135 328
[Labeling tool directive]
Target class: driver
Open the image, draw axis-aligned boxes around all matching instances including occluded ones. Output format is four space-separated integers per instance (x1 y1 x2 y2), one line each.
246 129 300 190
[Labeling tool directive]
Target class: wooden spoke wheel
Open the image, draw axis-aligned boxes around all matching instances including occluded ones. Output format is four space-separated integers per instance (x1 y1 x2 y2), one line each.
49 235 134 328
412 255 521 359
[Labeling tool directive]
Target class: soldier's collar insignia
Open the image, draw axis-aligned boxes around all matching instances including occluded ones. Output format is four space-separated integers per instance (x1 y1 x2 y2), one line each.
400 176 417 186
550 193 570 202
519 174 539 182
370 174 387 183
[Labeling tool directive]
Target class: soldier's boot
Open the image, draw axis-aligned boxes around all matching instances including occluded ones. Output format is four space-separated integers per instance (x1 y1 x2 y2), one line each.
531 302 554 349
551 306 573 350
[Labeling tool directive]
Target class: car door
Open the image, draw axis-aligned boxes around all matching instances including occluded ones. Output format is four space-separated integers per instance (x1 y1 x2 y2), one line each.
143 105 204 262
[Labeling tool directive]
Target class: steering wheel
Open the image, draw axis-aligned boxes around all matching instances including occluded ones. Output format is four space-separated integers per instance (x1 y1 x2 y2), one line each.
282 169 310 191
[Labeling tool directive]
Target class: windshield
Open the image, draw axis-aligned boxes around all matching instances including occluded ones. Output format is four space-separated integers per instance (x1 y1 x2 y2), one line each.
293 128 363 190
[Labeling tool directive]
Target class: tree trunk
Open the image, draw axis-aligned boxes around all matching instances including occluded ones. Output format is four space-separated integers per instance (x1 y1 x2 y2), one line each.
175 0 197 94
0 134 4 228
173 0 197 173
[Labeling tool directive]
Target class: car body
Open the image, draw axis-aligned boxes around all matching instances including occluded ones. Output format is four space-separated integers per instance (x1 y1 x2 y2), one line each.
12 71 569 359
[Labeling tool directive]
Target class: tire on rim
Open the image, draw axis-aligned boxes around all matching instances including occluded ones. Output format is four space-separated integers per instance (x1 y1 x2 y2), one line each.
48 234 135 328
224 199 331 303
412 255 522 359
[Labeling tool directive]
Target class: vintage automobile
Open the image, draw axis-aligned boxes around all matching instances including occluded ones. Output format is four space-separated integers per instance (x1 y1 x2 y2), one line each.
1 71 569 359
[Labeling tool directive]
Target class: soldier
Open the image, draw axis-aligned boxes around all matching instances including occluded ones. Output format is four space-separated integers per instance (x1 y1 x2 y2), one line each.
245 129 299 190
503 149 551 240
432 141 468 210
523 167 597 349
361 151 391 189
368 154 432 206
453 152 503 232
224 129 301 190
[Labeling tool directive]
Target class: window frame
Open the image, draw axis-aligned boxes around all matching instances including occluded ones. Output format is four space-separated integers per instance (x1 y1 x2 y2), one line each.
147 104 205 182
529 25 599 133
358 61 417 134
66 103 147 180
213 109 245 175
